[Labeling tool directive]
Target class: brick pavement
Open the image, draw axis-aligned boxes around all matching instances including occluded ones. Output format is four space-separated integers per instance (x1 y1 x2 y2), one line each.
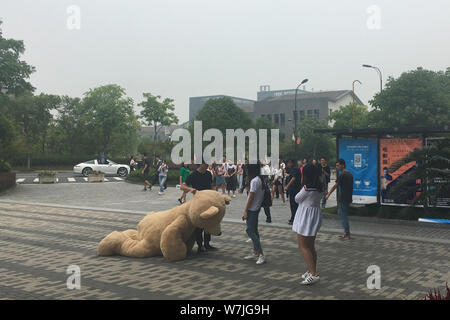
0 201 448 300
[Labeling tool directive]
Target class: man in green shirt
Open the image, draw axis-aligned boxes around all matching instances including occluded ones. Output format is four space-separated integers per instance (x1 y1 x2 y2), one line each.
178 162 191 204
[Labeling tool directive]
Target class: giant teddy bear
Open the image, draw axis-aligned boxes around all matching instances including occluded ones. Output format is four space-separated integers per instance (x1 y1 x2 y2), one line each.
98 190 231 262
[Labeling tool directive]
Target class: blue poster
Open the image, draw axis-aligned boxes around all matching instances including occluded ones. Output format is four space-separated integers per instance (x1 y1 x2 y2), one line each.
339 138 378 204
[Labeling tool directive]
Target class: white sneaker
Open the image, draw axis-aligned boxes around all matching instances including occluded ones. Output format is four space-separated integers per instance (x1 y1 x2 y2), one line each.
256 255 266 265
158 191 164 195
301 274 320 285
232 194 236 198
244 252 259 260
301 271 310 279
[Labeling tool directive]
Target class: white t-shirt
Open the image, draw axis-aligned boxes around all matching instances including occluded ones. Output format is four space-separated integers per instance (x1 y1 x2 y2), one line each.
261 165 271 176
247 176 265 211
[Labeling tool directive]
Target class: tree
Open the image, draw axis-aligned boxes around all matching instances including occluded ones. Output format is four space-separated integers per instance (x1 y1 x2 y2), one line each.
0 21 35 95
329 104 370 129
139 93 178 142
281 117 335 161
369 67 450 128
81 84 139 156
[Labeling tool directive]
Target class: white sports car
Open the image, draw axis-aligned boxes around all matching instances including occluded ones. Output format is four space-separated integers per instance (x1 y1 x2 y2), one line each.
73 159 130 177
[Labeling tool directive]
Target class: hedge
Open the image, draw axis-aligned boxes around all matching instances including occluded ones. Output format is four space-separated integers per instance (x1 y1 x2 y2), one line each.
126 168 181 186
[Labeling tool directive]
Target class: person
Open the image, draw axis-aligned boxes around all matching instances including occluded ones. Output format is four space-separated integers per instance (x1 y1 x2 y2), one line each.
215 163 226 194
239 159 249 194
157 160 168 195
129 155 137 172
181 162 217 253
226 160 237 198
325 159 353 239
151 156 162 188
142 153 152 191
271 164 286 203
260 163 272 223
242 163 266 265
293 163 323 285
285 159 302 225
320 157 331 208
178 162 190 204
312 159 317 166
237 161 244 191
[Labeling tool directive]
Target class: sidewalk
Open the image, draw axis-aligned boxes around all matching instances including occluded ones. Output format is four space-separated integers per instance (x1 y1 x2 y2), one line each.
0 197 449 299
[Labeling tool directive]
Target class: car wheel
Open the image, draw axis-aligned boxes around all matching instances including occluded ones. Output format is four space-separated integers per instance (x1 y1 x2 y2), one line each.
117 167 128 177
82 167 92 177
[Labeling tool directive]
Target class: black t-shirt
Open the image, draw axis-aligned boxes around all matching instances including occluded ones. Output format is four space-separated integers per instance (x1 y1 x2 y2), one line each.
143 158 151 174
288 167 302 194
337 170 353 204
185 170 212 191
322 165 331 183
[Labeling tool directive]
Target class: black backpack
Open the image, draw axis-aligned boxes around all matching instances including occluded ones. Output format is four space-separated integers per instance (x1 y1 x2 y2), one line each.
261 176 272 208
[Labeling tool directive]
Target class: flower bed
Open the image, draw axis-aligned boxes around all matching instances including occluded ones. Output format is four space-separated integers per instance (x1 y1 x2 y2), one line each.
38 171 58 184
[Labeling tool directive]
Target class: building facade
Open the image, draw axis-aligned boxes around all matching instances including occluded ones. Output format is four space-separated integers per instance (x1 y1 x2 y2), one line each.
253 90 363 140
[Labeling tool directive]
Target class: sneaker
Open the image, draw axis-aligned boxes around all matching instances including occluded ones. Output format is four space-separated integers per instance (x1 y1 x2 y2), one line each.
256 255 266 265
232 194 236 198
143 187 147 191
301 271 310 279
288 220 293 225
158 191 164 195
178 198 183 204
266 218 272 223
244 252 259 260
301 274 320 285
197 246 207 254
204 245 217 251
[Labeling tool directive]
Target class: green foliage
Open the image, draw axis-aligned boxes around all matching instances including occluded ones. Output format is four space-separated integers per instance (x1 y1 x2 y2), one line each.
139 93 178 142
369 67 450 128
280 117 335 161
0 160 11 172
137 136 174 160
329 104 370 129
0 20 35 95
37 171 57 177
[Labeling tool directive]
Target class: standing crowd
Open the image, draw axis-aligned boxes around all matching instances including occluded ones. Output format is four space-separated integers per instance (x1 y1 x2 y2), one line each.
129 153 354 286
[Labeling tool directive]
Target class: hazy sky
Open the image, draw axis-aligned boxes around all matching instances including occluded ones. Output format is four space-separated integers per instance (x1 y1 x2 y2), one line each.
1 0 449 123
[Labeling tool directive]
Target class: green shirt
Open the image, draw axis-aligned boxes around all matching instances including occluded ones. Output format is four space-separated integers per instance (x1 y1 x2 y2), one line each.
180 167 190 183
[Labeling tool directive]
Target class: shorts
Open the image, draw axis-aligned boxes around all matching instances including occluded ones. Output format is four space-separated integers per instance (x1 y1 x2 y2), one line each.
274 179 282 187
143 171 149 181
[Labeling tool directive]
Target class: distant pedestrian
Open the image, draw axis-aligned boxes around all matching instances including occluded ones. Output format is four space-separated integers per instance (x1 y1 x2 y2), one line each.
260 163 272 223
242 163 266 265
215 163 226 194
239 159 249 194
319 157 331 208
151 156 162 187
178 162 190 204
271 164 285 204
226 160 237 198
325 158 353 239
129 155 137 172
142 153 152 191
158 160 168 195
285 159 302 225
293 163 323 285
237 161 244 191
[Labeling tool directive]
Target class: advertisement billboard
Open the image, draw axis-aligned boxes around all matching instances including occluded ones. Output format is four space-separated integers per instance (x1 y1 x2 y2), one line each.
339 138 378 204
380 138 423 205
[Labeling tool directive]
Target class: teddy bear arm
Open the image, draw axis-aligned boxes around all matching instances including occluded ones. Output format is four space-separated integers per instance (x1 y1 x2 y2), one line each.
160 215 193 262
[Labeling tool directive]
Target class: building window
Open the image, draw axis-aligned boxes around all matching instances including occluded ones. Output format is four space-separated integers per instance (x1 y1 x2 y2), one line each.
300 110 305 121
314 109 320 119
267 114 272 122
274 114 279 125
293 111 298 122
307 110 313 116
280 113 285 127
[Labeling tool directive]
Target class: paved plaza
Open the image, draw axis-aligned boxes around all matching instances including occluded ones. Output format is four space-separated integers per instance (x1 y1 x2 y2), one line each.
0 181 449 300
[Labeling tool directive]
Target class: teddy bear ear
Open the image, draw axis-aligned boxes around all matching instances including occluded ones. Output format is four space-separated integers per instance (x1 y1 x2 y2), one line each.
223 195 232 205
200 206 220 219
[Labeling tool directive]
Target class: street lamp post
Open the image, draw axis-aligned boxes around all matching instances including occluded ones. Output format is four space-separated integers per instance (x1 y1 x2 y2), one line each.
362 64 382 92
352 80 362 129
294 78 309 155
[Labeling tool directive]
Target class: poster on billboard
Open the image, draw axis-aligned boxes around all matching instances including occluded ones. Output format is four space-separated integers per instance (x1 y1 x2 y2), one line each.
425 138 450 208
339 138 378 204
380 138 423 205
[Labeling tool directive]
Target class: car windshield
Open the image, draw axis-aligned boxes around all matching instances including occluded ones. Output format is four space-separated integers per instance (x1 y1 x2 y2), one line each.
107 160 116 165
84 160 95 164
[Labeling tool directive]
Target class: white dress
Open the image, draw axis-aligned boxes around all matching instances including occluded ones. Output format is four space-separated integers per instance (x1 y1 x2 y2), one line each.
292 186 323 236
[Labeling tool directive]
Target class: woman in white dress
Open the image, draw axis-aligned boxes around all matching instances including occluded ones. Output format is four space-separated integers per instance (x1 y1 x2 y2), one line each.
292 163 324 285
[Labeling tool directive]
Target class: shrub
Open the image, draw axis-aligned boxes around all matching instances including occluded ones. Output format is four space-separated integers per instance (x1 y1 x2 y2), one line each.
37 171 57 177
0 160 11 172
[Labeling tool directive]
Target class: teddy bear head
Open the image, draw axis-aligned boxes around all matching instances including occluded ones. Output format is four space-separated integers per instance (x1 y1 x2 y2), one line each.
188 190 231 236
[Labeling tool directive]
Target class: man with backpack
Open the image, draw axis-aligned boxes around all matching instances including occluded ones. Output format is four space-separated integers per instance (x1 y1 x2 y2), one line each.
260 163 273 223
